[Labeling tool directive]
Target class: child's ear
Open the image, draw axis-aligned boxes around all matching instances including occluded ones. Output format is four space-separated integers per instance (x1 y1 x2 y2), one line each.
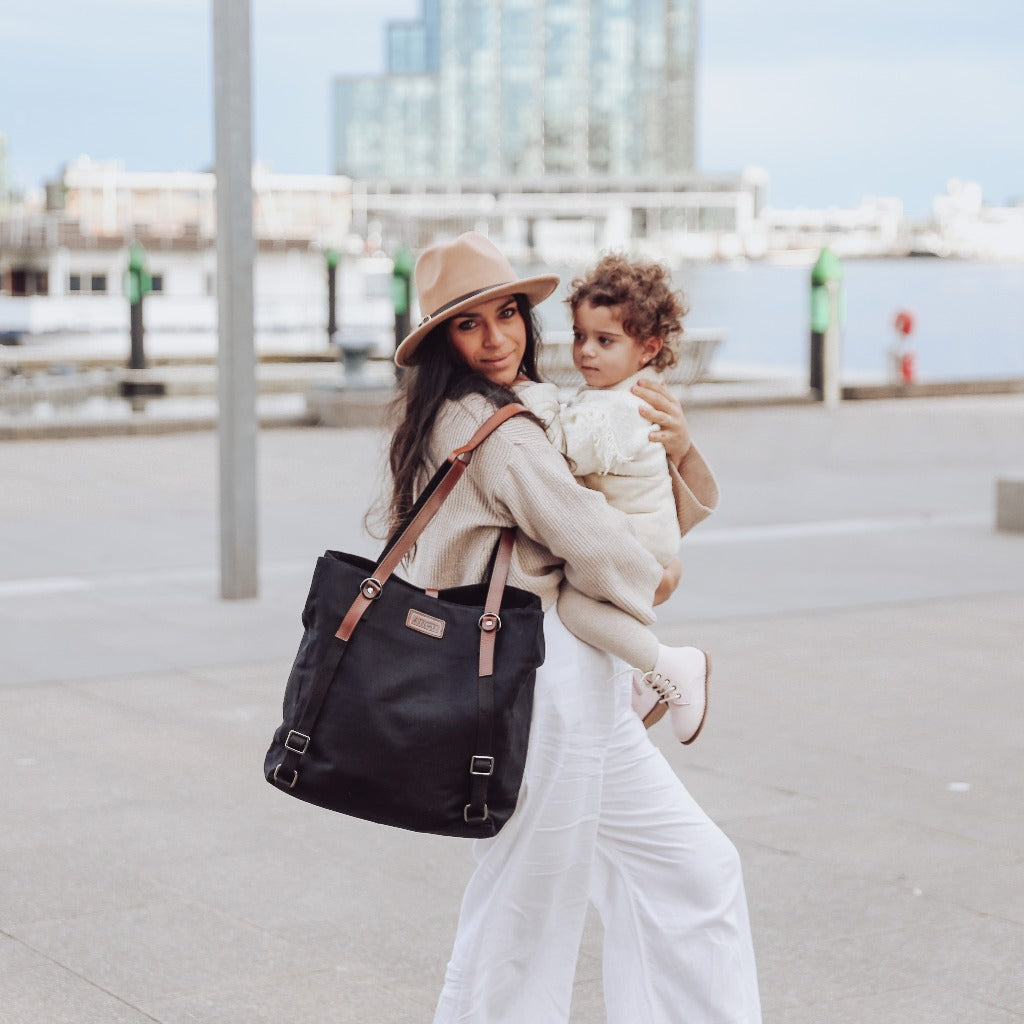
639 336 664 366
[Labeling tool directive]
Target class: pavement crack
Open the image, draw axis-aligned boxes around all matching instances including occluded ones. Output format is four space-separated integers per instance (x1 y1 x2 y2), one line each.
0 926 166 1022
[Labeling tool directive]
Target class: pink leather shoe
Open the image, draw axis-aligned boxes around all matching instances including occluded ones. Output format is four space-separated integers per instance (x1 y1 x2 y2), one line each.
632 670 669 729
632 646 711 744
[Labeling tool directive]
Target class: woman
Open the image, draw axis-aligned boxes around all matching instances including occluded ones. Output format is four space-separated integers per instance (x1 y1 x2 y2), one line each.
388 232 761 1024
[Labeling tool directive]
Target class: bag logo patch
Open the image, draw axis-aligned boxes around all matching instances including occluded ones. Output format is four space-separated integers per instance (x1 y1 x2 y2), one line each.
406 608 446 639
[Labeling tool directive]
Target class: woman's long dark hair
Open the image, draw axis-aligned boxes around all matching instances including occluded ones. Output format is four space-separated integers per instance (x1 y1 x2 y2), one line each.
380 293 544 538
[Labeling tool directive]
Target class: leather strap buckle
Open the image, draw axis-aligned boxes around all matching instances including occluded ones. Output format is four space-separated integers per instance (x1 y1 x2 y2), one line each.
469 755 494 777
478 612 501 633
284 730 310 755
273 764 298 789
464 803 490 823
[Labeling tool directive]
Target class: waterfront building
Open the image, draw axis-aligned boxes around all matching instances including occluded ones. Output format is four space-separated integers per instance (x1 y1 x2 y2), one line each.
351 168 764 261
332 0 743 263
0 158 395 347
333 0 698 180
751 197 906 261
924 180 1024 261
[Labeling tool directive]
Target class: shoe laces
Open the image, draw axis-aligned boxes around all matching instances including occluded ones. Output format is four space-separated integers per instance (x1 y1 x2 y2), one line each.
640 669 689 706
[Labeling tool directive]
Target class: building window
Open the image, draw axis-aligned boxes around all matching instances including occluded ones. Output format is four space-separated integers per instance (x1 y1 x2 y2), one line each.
8 268 49 296
90 274 107 294
149 273 164 294
68 274 82 293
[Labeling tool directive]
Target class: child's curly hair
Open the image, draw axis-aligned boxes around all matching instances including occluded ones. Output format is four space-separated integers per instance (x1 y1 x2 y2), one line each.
567 254 688 372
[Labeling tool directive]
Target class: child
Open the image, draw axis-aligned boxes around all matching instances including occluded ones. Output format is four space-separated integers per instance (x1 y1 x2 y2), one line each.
514 254 712 743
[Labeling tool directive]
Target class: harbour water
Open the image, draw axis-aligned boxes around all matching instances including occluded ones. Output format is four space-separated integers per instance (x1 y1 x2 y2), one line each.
538 258 1024 383
2 258 1022 388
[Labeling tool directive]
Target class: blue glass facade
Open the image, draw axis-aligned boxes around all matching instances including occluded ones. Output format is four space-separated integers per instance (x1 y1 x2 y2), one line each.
333 0 696 180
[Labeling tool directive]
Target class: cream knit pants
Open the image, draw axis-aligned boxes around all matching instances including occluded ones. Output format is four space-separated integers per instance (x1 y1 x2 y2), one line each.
433 610 762 1024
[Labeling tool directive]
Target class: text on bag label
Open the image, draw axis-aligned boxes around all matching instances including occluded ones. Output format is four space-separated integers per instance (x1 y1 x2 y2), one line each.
406 608 446 639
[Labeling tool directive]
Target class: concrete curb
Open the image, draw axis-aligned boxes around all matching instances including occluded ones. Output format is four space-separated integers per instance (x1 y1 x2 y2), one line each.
5 375 1024 441
0 409 317 441
842 377 1024 400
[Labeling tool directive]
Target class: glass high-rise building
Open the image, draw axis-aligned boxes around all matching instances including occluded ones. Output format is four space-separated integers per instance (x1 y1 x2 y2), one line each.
333 0 697 180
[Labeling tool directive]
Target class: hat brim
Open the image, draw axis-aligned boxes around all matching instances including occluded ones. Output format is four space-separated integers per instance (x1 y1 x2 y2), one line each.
394 274 560 368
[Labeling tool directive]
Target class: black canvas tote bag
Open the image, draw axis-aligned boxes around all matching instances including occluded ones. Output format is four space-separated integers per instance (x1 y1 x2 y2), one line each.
264 404 545 838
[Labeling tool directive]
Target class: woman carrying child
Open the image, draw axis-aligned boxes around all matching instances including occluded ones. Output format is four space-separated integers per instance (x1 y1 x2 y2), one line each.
387 232 760 1024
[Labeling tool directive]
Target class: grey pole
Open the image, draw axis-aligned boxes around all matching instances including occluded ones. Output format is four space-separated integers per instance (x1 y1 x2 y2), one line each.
213 0 259 599
821 280 842 408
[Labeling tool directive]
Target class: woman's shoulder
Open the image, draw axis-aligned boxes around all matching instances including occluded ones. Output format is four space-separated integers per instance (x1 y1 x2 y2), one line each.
436 393 549 449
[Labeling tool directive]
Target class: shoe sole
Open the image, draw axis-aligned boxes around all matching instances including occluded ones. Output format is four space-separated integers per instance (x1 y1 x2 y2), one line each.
680 650 711 745
640 699 669 730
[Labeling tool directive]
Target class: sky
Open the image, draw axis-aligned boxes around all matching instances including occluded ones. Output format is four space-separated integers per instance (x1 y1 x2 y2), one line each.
1 0 1021 217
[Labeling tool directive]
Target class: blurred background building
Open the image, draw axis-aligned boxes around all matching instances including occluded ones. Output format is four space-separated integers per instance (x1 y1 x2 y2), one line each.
0 132 14 216
332 0 751 256
333 0 697 180
0 158 396 346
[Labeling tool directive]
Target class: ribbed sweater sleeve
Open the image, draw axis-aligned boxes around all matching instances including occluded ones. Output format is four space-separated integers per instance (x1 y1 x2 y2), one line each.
403 395 663 621
670 446 719 536
486 415 661 625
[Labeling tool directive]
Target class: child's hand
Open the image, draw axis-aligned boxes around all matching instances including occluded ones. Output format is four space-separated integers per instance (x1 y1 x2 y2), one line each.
653 557 683 606
632 379 692 467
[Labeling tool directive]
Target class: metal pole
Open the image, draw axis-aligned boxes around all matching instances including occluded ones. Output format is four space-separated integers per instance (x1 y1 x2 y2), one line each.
213 0 258 599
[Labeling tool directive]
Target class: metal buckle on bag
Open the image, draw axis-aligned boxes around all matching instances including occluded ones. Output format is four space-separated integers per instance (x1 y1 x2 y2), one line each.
478 612 501 633
273 764 298 789
464 803 490 823
284 730 310 755
359 577 383 600
469 755 494 777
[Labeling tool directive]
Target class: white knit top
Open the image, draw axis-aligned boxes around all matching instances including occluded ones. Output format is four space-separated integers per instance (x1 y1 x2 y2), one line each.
514 371 681 565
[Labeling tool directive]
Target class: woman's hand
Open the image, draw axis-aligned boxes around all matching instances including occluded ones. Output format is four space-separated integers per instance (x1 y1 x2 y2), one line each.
653 556 682 606
632 378 692 468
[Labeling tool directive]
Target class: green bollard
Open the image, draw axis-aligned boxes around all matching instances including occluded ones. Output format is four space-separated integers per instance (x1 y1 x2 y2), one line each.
126 242 152 371
120 242 164 404
325 248 339 347
809 247 843 405
392 245 414 378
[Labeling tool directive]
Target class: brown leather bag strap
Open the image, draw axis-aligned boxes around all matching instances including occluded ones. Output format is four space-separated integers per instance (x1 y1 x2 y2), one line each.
336 404 527 641
450 403 527 459
478 527 516 678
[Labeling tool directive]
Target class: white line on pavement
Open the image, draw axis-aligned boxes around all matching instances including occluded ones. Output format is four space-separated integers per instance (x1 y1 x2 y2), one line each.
684 511 988 545
0 512 991 600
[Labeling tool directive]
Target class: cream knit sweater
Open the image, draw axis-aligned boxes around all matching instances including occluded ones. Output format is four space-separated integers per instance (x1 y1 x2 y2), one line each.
401 393 718 625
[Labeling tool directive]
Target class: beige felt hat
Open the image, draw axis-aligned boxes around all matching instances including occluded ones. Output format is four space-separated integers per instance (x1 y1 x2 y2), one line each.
394 232 560 367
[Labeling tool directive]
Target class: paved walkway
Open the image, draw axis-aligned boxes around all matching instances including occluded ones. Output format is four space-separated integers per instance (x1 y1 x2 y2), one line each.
2 395 1023 1023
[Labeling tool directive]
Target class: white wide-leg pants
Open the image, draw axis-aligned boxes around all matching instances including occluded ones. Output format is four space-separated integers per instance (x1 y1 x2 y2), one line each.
434 610 762 1024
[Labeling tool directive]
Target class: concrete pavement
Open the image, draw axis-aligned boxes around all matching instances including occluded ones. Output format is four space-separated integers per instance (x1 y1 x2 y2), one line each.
1 395 1023 1022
